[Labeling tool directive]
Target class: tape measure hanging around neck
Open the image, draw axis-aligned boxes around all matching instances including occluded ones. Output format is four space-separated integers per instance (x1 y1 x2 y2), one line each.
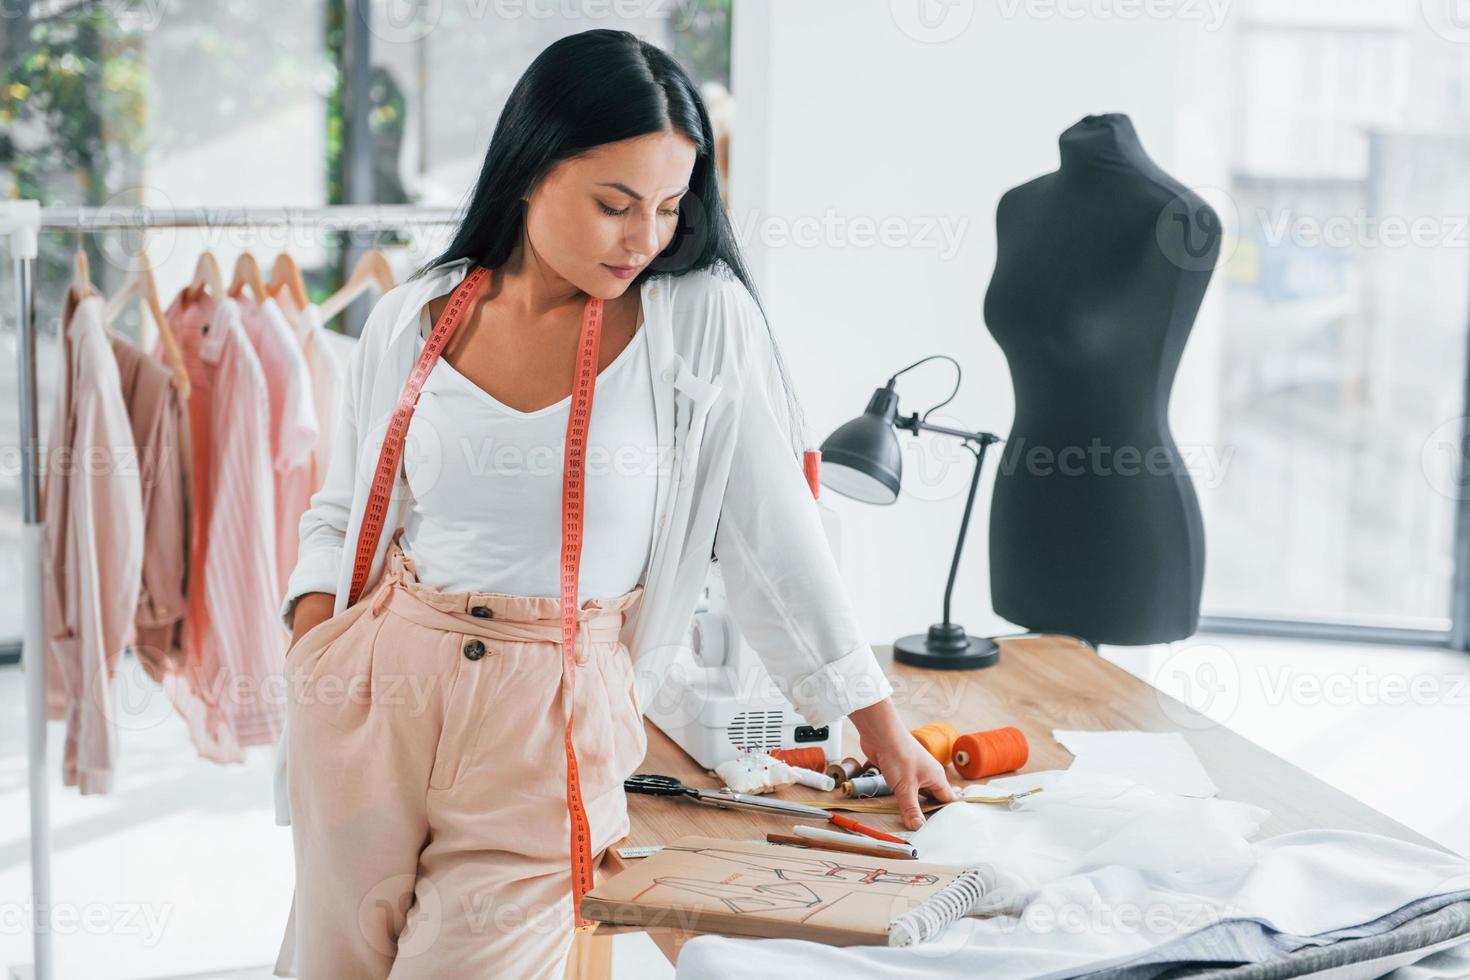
347 263 491 607
344 262 608 927
561 277 604 929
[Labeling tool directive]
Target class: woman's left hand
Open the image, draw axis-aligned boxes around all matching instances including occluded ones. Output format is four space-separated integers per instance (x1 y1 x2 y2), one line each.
850 698 961 831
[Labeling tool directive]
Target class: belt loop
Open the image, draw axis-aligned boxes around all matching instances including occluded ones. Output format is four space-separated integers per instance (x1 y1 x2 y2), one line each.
397 543 417 583
370 583 393 618
369 560 399 617
578 618 590 665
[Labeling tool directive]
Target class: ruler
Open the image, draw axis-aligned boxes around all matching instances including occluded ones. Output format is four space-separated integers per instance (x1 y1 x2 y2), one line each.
616 840 770 860
344 263 607 928
798 787 1044 813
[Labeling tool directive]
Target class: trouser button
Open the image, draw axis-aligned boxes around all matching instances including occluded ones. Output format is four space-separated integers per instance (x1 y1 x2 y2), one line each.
463 639 486 661
471 605 494 618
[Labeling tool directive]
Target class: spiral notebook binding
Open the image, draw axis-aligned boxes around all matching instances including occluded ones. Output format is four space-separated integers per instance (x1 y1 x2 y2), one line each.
887 864 999 947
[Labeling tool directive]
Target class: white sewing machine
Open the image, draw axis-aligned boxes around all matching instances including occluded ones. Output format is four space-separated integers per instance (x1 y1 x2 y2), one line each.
645 458 846 771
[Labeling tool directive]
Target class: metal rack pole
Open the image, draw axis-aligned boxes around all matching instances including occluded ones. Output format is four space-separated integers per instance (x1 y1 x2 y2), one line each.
16 248 49 980
2 201 460 980
2 199 51 980
31 203 461 230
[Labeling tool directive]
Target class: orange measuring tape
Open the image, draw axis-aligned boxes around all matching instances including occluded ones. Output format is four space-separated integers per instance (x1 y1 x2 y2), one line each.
345 263 607 929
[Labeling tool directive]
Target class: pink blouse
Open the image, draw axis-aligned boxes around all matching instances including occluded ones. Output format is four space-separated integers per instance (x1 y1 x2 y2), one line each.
237 296 318 603
43 292 145 793
111 335 192 675
162 291 285 753
275 292 344 496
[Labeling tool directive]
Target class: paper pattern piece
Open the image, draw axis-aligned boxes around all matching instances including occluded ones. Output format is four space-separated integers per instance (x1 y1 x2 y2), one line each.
1053 729 1219 798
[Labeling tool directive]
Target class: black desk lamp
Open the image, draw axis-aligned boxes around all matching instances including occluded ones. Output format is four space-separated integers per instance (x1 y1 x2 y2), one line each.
819 355 1002 669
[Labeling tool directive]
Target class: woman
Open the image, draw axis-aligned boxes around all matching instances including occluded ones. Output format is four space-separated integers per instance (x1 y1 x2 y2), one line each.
272 28 955 979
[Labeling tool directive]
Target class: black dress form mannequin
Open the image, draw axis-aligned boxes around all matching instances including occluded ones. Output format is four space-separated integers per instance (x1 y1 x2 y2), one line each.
983 113 1218 645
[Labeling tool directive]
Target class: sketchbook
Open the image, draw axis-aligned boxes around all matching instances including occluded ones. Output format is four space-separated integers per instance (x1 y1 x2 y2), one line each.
580 835 974 946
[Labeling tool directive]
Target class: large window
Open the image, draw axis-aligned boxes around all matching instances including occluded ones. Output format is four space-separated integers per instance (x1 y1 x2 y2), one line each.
1201 1 1470 633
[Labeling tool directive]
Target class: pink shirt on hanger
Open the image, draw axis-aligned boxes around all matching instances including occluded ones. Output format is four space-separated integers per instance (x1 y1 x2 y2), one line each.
112 336 192 674
112 334 244 763
162 291 285 752
276 291 344 496
236 295 318 603
43 292 145 794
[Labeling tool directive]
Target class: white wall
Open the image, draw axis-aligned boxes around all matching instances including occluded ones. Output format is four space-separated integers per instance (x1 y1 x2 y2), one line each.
730 0 1231 645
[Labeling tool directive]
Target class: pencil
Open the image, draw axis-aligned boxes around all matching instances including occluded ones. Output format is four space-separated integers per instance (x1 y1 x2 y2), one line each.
766 833 917 860
794 823 920 857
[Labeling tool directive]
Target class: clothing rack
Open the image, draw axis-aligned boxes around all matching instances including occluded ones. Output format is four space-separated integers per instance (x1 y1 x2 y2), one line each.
0 201 463 980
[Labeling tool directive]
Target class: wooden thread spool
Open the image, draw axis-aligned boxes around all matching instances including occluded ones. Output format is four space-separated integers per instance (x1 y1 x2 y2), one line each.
910 721 960 766
826 757 865 782
952 726 1029 780
770 747 827 773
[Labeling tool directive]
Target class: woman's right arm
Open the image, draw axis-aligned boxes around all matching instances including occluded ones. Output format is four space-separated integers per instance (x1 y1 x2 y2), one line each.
280 293 389 638
279 363 360 635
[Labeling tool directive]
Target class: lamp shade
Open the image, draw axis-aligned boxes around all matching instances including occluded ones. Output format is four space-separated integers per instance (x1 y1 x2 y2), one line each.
819 385 903 505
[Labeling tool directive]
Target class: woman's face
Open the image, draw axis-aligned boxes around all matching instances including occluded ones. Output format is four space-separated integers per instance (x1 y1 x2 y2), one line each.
523 129 698 300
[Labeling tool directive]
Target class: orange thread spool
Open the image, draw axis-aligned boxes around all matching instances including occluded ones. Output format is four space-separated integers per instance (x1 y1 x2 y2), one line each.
952 726 1029 779
910 722 960 766
770 747 827 773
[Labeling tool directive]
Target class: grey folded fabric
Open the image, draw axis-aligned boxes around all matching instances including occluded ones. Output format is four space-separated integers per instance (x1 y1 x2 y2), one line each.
1076 893 1470 980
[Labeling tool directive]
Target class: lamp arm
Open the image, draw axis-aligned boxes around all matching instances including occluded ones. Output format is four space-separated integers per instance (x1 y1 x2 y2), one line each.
897 413 1000 445
891 414 1003 625
939 438 994 626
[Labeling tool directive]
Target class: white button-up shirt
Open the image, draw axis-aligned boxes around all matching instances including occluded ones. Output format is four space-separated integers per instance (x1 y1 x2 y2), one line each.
272 257 893 825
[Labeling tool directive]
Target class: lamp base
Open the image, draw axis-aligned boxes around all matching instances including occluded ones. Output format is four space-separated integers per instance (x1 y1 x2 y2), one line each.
893 622 999 670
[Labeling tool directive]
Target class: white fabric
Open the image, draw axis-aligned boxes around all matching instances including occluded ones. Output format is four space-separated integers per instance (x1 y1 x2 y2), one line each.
273 258 894 826
399 304 657 598
675 769 1470 980
1052 730 1219 798
715 752 836 794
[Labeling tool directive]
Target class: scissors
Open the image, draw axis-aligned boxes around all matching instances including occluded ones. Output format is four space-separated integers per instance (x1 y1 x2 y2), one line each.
624 773 830 819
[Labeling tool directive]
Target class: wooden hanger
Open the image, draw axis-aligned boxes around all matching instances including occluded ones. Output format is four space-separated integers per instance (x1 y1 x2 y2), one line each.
187 250 227 306
267 252 310 312
106 253 191 399
67 226 124 342
61 231 90 370
318 249 395 323
71 243 95 301
228 251 267 304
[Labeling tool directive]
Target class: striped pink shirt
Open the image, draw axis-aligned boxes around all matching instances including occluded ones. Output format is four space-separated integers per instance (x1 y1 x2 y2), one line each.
163 291 285 751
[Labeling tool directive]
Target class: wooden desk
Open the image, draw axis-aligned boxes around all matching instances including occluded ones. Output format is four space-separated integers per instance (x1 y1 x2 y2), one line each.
565 635 1451 975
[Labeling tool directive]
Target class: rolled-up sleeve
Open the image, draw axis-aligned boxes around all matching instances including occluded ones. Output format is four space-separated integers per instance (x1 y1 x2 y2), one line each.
710 280 893 729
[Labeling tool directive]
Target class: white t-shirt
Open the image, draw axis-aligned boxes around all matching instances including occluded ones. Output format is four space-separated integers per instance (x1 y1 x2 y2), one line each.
399 304 658 599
